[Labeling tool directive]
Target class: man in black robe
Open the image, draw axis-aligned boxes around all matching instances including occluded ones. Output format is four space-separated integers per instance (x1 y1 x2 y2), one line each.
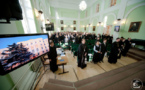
122 38 132 56
108 38 120 64
102 33 105 40
48 41 58 72
77 39 88 69
75 34 79 44
54 35 59 43
78 35 82 44
92 33 96 39
118 37 124 59
101 39 107 62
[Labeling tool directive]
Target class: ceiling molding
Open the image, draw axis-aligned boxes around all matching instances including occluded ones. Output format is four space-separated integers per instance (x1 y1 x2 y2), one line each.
48 0 96 10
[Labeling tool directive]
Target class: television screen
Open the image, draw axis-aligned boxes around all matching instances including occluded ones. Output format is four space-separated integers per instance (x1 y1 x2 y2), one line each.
0 34 49 75
45 23 54 31
114 26 120 32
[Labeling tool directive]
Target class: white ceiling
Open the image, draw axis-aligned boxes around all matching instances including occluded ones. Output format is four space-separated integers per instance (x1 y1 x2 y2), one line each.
48 0 97 10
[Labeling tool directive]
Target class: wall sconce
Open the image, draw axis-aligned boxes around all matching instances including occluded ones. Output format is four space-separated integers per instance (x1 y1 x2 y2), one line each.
117 19 121 21
34 9 44 21
81 25 85 27
90 24 93 27
38 10 43 16
71 25 74 27
46 19 50 24
34 8 39 18
113 20 117 25
121 19 126 24
64 25 67 27
86 25 89 27
97 22 102 26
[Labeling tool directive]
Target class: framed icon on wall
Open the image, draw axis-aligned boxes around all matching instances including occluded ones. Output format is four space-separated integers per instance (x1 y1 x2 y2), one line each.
74 27 76 30
61 27 64 30
84 27 86 31
73 21 76 24
60 20 63 24
93 26 96 31
128 21 142 32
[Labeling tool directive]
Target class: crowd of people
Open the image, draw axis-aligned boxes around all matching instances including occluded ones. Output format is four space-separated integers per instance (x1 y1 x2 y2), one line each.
49 32 132 70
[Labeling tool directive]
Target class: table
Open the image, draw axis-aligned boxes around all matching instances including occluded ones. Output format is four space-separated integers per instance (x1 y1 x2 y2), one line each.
56 48 65 55
57 56 69 75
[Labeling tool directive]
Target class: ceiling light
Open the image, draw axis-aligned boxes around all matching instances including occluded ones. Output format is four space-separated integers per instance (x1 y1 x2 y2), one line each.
79 0 87 11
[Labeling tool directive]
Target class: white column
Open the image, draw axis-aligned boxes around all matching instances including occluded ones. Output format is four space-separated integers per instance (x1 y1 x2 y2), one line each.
55 8 59 32
97 0 105 33
78 10 80 32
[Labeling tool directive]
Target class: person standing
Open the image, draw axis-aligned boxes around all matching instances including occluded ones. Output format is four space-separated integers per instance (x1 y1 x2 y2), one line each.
100 39 107 62
77 39 88 69
54 35 59 43
108 38 120 64
118 37 124 59
122 38 132 56
93 41 102 63
48 41 58 72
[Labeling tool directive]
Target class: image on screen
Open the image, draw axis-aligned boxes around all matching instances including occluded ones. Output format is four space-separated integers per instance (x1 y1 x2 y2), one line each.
0 34 49 73
114 26 120 32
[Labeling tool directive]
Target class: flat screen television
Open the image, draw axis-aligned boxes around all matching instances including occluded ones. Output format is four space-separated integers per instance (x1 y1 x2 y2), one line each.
45 23 54 31
0 33 49 75
114 26 120 32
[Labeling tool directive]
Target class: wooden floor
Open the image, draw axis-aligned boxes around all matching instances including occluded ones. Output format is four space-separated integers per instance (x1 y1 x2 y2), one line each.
35 50 137 90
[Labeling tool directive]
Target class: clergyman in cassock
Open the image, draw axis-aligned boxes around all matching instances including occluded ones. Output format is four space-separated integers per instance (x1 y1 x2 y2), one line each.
108 38 120 64
93 40 102 63
122 38 132 56
77 39 88 69
100 39 107 62
48 40 58 72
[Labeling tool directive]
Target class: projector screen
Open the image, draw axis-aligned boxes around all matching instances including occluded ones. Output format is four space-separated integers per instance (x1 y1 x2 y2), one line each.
0 34 49 75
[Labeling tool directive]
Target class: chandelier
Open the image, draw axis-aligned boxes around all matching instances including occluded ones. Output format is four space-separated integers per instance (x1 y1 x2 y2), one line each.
79 0 87 11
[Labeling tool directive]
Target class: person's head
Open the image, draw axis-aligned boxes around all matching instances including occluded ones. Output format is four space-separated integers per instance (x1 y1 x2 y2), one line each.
50 40 54 47
128 38 131 41
103 39 107 43
82 39 86 44
133 23 136 26
121 37 124 40
122 38 125 42
95 40 100 45
97 37 100 40
116 38 120 42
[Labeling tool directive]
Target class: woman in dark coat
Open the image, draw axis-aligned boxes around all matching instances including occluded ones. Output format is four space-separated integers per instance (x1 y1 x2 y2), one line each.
48 41 58 72
93 41 102 63
108 38 120 64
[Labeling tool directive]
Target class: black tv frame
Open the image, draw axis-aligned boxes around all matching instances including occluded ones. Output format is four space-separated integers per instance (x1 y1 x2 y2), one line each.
0 33 49 75
45 23 54 31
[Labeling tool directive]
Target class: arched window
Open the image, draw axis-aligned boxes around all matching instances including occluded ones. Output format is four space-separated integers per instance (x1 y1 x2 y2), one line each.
86 11 87 17
110 0 117 7
96 4 100 13
103 16 108 28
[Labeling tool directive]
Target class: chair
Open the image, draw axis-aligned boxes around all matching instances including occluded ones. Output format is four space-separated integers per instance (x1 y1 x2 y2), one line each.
40 54 50 71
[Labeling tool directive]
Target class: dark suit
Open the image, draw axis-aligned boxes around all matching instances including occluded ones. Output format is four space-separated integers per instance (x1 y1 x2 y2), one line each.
122 40 131 56
48 46 58 72
101 43 107 61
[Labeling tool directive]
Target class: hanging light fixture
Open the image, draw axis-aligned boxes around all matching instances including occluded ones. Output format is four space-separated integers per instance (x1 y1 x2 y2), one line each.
79 0 87 11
